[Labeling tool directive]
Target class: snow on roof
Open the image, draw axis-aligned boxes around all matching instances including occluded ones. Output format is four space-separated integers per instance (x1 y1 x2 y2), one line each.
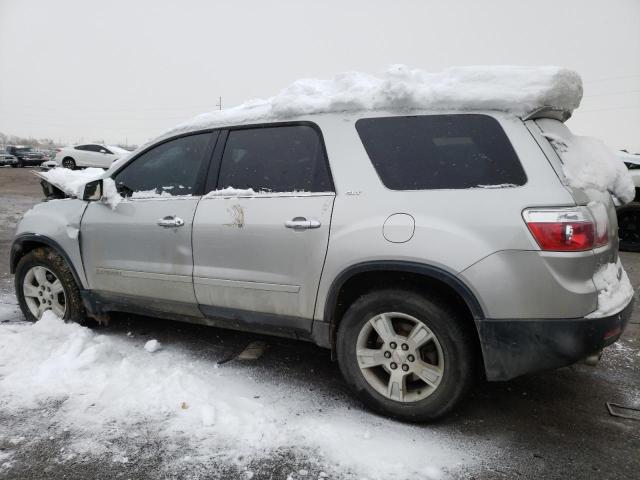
165 65 582 137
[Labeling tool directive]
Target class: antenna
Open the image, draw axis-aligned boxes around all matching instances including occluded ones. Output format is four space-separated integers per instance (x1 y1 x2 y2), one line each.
216 96 222 110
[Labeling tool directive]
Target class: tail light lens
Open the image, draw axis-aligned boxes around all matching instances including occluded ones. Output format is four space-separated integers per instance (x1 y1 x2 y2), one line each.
523 207 596 251
55 148 61 152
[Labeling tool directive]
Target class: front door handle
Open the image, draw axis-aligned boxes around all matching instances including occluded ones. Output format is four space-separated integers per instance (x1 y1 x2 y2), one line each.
285 217 321 230
157 216 185 228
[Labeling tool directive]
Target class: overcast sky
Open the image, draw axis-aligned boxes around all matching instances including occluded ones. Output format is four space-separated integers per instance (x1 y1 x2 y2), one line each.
1 0 639 150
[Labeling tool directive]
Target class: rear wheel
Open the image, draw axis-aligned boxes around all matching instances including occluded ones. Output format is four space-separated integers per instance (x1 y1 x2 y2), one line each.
15 247 86 323
62 157 76 169
618 203 640 252
337 289 476 422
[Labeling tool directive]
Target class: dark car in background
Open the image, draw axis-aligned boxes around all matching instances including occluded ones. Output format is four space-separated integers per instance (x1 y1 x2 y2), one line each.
5 145 45 168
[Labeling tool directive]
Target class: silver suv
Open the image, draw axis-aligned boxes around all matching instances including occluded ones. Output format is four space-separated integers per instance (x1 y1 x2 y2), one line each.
11 109 634 421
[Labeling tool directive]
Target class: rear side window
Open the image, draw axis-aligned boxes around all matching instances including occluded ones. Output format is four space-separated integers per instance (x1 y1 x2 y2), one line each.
356 114 526 190
217 124 333 192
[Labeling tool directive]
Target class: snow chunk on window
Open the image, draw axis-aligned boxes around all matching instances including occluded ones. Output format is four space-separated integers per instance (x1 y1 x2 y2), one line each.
542 131 635 203
205 187 257 197
587 260 635 318
165 65 582 137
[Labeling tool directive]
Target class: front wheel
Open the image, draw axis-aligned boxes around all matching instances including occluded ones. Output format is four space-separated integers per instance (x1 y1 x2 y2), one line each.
15 247 86 323
337 289 476 422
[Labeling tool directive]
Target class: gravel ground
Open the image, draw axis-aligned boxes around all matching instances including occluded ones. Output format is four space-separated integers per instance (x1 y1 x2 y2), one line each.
0 168 638 479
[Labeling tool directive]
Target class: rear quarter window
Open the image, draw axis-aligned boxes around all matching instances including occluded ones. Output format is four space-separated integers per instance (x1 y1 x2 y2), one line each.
355 114 526 190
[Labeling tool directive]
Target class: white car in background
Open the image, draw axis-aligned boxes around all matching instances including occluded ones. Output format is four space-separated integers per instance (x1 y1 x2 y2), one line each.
54 144 130 169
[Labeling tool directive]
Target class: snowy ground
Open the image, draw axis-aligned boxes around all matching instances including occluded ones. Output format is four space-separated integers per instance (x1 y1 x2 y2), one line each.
0 169 639 480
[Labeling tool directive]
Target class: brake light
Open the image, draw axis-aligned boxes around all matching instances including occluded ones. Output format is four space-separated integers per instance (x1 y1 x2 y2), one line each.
55 148 61 152
523 207 595 251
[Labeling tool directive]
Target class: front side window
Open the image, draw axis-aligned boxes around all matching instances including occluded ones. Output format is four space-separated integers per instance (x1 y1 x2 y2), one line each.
114 133 212 197
356 114 526 190
216 124 332 193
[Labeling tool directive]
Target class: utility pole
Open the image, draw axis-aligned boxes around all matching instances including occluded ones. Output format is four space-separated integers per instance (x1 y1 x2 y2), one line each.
216 96 222 110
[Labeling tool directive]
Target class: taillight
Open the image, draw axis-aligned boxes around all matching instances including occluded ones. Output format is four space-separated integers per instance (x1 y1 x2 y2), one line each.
55 148 61 152
523 207 595 251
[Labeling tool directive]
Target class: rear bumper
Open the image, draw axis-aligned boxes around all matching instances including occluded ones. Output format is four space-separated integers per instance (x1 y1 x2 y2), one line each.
479 298 634 381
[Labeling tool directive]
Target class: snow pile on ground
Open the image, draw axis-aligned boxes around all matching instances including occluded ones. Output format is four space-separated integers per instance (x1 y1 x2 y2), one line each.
144 338 162 352
587 260 635 318
0 312 469 479
543 132 635 203
162 65 582 138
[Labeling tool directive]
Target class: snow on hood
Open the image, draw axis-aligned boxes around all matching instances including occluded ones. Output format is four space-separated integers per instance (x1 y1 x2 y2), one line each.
36 168 123 209
165 64 582 137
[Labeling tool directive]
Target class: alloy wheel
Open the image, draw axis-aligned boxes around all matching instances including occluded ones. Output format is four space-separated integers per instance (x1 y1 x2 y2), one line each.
356 312 444 402
22 265 66 319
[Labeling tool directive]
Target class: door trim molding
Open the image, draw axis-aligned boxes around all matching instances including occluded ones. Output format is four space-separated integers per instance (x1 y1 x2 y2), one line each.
194 276 300 293
95 268 192 283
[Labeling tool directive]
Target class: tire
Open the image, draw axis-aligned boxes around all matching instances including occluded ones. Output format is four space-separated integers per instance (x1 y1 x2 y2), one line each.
16 159 24 168
62 157 76 169
618 203 640 252
15 247 86 324
10 163 18 168
337 289 476 422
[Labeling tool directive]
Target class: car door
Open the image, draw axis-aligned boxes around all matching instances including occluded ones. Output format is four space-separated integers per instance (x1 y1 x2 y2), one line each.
73 145 92 167
82 144 104 167
192 123 335 330
81 131 217 316
94 145 117 168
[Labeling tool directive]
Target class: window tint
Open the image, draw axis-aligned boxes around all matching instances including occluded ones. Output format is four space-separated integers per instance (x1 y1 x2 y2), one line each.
84 144 111 153
216 125 332 193
114 133 212 197
74 145 88 151
356 115 526 190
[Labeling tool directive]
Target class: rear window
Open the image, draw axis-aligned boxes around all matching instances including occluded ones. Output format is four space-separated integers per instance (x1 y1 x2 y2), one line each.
355 114 526 190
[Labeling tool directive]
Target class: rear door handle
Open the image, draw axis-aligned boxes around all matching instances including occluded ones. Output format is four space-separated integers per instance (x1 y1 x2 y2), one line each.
157 216 185 228
285 217 321 230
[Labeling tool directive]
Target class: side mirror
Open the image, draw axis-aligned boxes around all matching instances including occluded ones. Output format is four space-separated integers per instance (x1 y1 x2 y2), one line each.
82 179 103 201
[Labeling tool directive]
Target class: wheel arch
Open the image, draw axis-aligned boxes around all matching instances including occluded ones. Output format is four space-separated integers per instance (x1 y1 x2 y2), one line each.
11 234 84 289
321 261 485 362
